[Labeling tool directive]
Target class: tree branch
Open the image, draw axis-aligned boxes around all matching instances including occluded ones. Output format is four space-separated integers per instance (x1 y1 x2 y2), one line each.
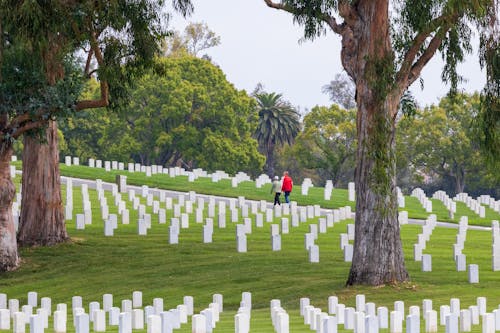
74 31 109 111
263 0 346 35
84 48 94 78
11 120 47 139
396 14 456 94
406 29 447 87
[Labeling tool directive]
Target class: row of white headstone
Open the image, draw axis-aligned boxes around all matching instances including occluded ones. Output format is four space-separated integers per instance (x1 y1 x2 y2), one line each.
412 188 434 213
236 205 353 257
4 291 500 333
65 155 257 188
411 214 481 282
0 291 227 333
17 155 500 210
432 190 458 218
300 294 500 333
66 179 357 257
433 189 500 219
457 193 487 218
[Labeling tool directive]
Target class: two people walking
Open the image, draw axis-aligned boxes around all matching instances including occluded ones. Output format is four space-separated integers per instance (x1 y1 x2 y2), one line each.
270 171 293 206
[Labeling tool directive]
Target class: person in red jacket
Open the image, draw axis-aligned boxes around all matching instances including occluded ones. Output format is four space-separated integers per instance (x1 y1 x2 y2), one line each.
281 171 293 204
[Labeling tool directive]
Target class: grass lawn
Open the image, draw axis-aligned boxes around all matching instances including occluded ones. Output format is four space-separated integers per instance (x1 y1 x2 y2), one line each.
1 163 499 332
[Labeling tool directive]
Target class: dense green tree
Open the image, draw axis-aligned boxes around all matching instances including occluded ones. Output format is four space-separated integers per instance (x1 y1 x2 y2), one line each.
293 104 356 186
0 0 193 270
254 92 301 177
397 93 499 196
61 55 264 175
263 0 499 285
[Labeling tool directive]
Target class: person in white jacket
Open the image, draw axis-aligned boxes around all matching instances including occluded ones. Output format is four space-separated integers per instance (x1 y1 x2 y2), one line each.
270 176 282 206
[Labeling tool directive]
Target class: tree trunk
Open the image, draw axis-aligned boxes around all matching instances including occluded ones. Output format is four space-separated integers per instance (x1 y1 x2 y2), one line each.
0 145 19 271
17 121 69 246
265 142 276 177
347 99 409 285
345 0 408 285
454 167 465 194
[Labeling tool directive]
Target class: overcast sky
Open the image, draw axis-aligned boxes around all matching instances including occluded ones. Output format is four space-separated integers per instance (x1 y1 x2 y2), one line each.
171 1 486 112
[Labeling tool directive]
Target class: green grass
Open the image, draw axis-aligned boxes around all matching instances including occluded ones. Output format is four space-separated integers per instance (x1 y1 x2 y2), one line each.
2 163 500 332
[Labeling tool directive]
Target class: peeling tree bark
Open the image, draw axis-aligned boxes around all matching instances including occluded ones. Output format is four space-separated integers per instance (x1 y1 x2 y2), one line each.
0 145 19 271
344 0 409 285
17 120 68 246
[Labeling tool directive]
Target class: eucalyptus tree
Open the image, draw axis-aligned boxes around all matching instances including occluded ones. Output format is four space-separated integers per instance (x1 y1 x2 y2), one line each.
263 0 499 285
254 92 301 176
0 0 193 270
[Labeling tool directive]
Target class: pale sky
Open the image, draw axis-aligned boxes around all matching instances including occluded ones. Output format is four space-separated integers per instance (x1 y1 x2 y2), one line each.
171 0 486 112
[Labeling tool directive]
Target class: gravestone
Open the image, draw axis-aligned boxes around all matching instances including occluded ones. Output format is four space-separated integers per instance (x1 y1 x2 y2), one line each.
75 313 90 333
255 214 263 228
468 264 479 283
456 253 467 271
422 254 432 271
119 312 132 333
108 307 119 326
424 310 437 333
93 310 106 332
363 314 377 333
203 225 213 243
337 304 346 324
378 307 388 329
0 309 9 330
345 307 355 330
272 235 281 251
439 305 450 326
192 314 206 333
12 312 25 333
459 309 471 332
356 295 365 312
309 245 319 263
344 244 353 262
237 235 247 253
406 314 419 333
234 313 249 333
169 225 179 244
53 310 66 333
354 311 366 333
281 218 289 234
445 313 458 333
390 311 402 333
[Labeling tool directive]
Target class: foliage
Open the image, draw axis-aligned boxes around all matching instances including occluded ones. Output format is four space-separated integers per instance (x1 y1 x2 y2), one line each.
61 56 265 175
476 30 500 165
292 104 356 187
161 22 221 57
0 41 84 145
396 93 499 196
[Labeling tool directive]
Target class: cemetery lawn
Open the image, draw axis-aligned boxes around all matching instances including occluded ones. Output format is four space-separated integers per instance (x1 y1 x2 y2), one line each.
3 163 499 332
53 164 499 226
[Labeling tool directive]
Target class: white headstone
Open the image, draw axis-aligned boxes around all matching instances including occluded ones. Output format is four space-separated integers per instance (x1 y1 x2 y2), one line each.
469 264 479 283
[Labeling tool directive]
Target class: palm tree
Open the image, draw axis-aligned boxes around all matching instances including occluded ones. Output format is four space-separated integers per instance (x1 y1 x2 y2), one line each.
254 92 300 176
